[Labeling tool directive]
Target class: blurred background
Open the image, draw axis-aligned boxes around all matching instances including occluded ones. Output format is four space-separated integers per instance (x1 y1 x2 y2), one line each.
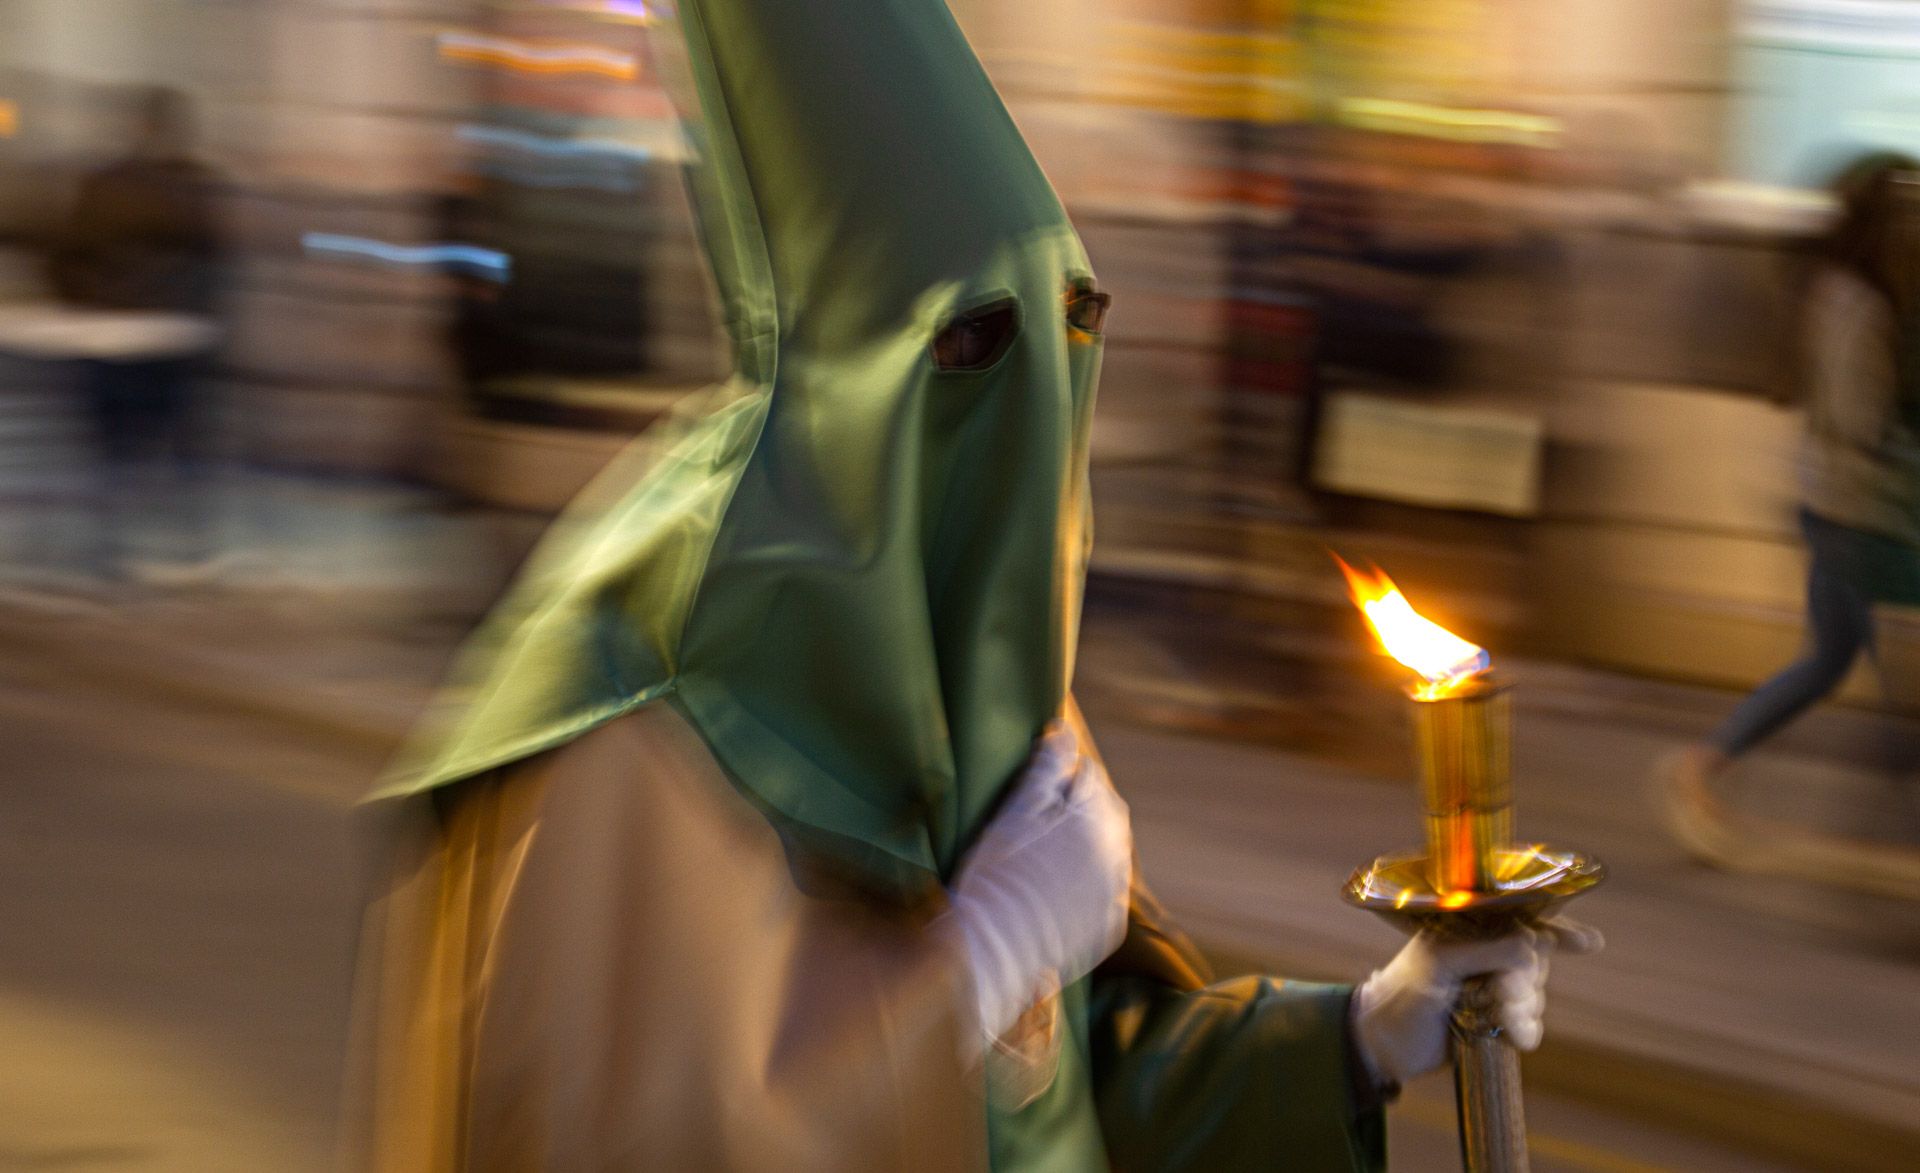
2 0 1918 1169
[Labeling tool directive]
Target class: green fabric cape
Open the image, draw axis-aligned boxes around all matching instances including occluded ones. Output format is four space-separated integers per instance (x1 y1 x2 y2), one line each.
376 1 1382 1168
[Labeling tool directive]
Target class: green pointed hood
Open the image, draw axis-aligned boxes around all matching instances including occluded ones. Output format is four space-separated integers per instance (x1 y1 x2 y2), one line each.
378 0 1105 890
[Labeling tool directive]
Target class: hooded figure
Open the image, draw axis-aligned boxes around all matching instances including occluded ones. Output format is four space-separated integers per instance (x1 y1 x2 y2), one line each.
348 3 1566 1169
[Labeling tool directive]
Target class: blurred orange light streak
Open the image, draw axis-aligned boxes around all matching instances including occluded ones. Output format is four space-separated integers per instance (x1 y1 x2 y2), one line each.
438 33 639 80
0 101 17 138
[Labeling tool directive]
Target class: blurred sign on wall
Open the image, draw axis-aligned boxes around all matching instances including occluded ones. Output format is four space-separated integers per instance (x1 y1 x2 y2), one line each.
1311 390 1542 517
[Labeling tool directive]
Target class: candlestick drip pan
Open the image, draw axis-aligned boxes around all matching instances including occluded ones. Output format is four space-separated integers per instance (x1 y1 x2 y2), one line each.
1344 847 1605 938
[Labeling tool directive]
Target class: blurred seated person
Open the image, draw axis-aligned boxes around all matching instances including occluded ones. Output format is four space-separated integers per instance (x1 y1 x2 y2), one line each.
47 84 223 580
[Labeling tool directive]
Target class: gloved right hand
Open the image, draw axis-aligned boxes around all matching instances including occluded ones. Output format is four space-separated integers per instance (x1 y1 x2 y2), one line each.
941 720 1133 1043
1351 920 1602 1088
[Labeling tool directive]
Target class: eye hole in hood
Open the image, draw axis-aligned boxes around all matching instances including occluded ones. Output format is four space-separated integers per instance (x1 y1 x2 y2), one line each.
931 298 1020 371
1066 286 1110 336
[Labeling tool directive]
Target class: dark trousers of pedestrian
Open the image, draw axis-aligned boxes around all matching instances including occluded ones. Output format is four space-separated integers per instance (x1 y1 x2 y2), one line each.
82 356 207 576
1710 509 1884 758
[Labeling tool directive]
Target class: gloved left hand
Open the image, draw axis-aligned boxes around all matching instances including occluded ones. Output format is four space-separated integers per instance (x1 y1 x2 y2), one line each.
941 720 1133 1043
1350 919 1602 1088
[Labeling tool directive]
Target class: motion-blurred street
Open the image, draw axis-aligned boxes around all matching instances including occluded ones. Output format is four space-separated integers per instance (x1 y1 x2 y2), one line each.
4 565 1915 1171
8 0 1920 1166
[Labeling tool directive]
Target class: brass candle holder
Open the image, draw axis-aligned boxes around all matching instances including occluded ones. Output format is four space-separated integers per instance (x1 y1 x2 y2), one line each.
1336 564 1603 1173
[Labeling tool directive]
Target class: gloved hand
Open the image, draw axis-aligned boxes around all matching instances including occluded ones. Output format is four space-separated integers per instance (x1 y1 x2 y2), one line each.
1351 920 1603 1088
942 720 1133 1043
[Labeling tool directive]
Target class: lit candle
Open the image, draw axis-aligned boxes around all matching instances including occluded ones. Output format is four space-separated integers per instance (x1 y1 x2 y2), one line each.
1337 557 1508 895
1338 557 1605 1173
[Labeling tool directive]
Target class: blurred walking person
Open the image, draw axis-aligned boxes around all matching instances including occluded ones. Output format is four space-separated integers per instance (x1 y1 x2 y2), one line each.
1666 153 1920 846
48 85 224 582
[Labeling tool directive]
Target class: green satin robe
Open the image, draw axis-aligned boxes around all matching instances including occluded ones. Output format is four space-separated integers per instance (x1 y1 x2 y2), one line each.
374 0 1384 1167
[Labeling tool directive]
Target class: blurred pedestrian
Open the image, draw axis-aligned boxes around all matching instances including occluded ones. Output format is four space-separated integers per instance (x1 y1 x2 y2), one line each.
1666 153 1920 832
47 84 223 581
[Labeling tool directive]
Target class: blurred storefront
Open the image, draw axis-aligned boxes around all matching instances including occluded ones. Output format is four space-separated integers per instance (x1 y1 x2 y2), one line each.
6 0 1920 704
958 0 1920 712
420 3 727 514
0 0 724 512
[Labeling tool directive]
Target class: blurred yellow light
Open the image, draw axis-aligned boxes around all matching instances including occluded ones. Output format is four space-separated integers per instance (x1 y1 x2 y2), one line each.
1337 97 1560 148
1103 21 1310 125
0 101 17 138
1336 555 1488 693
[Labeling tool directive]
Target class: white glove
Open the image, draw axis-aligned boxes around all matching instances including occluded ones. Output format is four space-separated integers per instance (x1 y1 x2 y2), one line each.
942 720 1133 1043
1351 920 1603 1088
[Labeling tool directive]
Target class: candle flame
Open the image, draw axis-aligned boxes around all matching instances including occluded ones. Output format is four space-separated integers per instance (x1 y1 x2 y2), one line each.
1335 554 1490 697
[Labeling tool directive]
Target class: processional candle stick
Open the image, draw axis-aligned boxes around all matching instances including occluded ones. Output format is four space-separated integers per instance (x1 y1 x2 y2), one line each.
1336 559 1603 1173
